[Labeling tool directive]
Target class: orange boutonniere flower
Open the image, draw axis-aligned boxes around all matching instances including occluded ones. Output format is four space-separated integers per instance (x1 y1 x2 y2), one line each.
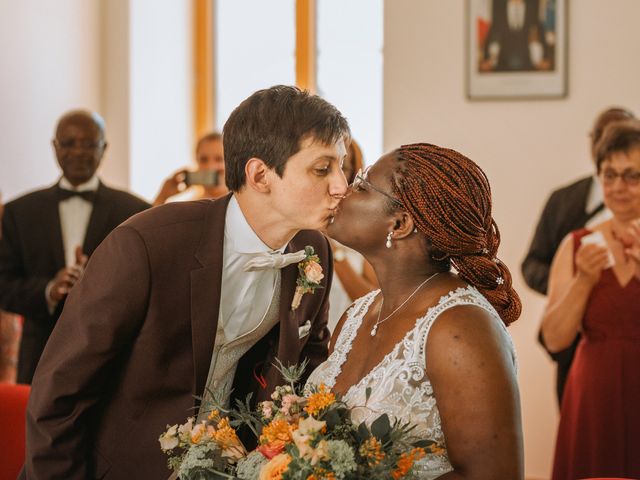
291 246 324 311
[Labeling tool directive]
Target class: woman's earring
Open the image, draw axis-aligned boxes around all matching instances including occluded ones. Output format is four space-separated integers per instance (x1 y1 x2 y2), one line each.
385 232 393 248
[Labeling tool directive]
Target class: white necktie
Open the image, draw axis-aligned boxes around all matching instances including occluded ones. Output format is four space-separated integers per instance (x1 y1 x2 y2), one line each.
243 250 307 272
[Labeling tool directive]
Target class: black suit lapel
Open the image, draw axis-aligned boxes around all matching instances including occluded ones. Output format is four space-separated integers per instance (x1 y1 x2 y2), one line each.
44 186 66 269
276 260 303 366
191 195 230 400
83 183 112 255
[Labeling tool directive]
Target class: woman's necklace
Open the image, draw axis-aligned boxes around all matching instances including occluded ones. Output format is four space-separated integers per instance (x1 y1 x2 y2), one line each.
370 272 440 337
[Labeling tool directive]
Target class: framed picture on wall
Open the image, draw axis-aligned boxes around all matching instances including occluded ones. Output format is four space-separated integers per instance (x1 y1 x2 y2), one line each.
466 0 567 100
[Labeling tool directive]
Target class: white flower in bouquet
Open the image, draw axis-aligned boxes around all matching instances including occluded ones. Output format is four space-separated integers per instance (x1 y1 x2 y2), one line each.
326 440 357 479
259 401 274 420
178 417 195 440
279 393 304 416
236 450 268 479
159 424 179 451
291 416 328 463
297 415 326 435
178 442 226 479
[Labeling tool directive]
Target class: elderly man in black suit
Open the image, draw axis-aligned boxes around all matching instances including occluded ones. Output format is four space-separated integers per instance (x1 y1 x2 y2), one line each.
0 110 150 384
522 106 635 403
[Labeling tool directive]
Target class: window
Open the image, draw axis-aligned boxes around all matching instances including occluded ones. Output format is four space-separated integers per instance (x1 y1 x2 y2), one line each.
210 0 383 163
214 0 296 128
317 0 384 164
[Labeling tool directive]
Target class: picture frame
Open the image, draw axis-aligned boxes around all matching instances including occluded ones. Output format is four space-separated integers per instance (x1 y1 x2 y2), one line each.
466 0 567 100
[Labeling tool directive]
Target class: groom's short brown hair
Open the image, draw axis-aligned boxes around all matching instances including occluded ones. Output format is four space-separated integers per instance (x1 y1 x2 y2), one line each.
222 85 350 192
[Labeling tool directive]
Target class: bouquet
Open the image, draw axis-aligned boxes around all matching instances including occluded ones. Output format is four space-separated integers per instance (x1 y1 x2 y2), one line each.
159 360 443 479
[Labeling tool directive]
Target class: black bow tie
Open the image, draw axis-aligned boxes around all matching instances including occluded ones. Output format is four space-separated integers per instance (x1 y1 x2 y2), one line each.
56 187 97 203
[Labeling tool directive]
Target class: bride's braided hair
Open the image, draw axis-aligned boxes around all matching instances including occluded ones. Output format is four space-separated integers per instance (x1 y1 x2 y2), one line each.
391 143 521 326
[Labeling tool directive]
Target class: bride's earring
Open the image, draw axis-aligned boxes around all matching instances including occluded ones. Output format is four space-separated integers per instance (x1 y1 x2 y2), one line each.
385 232 393 248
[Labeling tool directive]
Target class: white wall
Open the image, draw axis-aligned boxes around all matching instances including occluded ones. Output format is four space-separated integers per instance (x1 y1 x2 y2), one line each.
129 0 193 201
0 0 193 204
0 0 102 201
384 1 640 478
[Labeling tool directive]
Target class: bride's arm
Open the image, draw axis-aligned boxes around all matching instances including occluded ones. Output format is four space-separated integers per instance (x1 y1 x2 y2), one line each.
426 305 523 479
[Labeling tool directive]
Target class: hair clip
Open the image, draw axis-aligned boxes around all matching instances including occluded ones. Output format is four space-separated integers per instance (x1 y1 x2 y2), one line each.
481 248 489 255
496 276 504 285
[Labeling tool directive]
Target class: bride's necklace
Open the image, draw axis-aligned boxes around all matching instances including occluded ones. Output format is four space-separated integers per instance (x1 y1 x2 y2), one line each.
370 272 440 337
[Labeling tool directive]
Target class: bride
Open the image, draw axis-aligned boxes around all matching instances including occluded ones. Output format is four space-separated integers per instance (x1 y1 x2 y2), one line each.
309 143 524 479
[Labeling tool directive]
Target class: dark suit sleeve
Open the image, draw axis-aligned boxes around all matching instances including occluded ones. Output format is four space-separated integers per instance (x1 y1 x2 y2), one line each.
23 225 150 479
521 192 560 295
0 203 50 318
298 235 332 382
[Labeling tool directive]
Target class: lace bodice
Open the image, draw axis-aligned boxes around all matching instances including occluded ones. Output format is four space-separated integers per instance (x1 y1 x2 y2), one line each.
307 286 517 479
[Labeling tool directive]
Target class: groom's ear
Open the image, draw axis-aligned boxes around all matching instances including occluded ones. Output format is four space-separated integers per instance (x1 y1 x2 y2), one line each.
244 158 271 193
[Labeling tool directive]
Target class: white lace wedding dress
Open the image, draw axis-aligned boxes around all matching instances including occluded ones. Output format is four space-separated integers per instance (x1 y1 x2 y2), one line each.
307 286 517 479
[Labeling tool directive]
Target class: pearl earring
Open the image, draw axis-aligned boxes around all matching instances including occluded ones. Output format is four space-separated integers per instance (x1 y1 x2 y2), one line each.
386 232 393 248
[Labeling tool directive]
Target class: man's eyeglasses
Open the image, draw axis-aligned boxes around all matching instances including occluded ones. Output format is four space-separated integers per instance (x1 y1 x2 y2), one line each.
54 139 105 151
351 167 403 207
600 168 640 186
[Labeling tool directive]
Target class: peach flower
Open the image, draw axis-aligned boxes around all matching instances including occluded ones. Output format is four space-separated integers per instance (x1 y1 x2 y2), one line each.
259 453 292 480
304 261 324 284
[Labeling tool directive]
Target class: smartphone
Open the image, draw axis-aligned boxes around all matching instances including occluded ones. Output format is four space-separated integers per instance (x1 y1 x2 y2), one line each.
184 170 219 187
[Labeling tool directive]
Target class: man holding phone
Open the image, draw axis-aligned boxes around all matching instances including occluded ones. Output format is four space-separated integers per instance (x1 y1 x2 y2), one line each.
153 131 228 205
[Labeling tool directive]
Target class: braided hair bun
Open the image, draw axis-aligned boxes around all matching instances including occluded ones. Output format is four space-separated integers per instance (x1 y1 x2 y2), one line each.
392 143 521 325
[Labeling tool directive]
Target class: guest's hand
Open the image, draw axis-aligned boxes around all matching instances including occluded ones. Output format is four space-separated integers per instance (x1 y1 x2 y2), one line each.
575 243 610 287
328 239 347 263
624 219 640 278
75 245 88 269
153 169 187 206
48 246 88 303
48 265 83 302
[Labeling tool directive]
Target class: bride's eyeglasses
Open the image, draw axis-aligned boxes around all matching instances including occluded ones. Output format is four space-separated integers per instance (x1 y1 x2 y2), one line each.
351 167 403 207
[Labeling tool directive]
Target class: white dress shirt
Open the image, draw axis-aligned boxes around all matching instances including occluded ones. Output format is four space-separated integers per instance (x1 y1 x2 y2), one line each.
507 0 526 30
58 175 99 266
219 196 285 341
198 196 287 410
45 176 99 312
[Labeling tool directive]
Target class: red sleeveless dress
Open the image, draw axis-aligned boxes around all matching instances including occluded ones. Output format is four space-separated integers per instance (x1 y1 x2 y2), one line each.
552 229 640 480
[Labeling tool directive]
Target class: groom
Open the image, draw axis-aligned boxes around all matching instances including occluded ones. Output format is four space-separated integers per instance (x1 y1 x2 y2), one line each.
21 86 350 479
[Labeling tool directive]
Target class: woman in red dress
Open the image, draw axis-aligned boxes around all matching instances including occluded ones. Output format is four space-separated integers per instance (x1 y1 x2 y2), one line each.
542 119 640 480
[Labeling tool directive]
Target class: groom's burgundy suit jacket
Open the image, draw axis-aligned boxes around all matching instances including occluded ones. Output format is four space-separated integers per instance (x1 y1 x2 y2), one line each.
21 194 332 479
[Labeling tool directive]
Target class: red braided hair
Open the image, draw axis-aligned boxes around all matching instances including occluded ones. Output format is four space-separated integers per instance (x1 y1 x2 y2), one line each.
391 143 521 325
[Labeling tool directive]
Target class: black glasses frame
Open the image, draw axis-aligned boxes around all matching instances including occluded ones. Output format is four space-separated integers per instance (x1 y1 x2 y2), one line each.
351 167 403 207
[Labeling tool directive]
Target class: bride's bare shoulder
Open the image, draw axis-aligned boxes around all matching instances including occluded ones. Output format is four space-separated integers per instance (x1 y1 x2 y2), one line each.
425 302 514 376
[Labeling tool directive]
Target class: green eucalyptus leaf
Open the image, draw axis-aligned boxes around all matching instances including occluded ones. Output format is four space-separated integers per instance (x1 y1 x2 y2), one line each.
323 408 341 429
357 422 370 442
370 414 391 439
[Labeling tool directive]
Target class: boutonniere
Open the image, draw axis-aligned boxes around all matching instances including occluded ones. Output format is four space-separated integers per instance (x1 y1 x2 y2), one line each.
291 246 324 311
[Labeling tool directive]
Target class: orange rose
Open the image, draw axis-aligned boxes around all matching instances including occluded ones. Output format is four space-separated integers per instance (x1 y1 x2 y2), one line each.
259 453 291 480
257 443 285 460
304 261 324 284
